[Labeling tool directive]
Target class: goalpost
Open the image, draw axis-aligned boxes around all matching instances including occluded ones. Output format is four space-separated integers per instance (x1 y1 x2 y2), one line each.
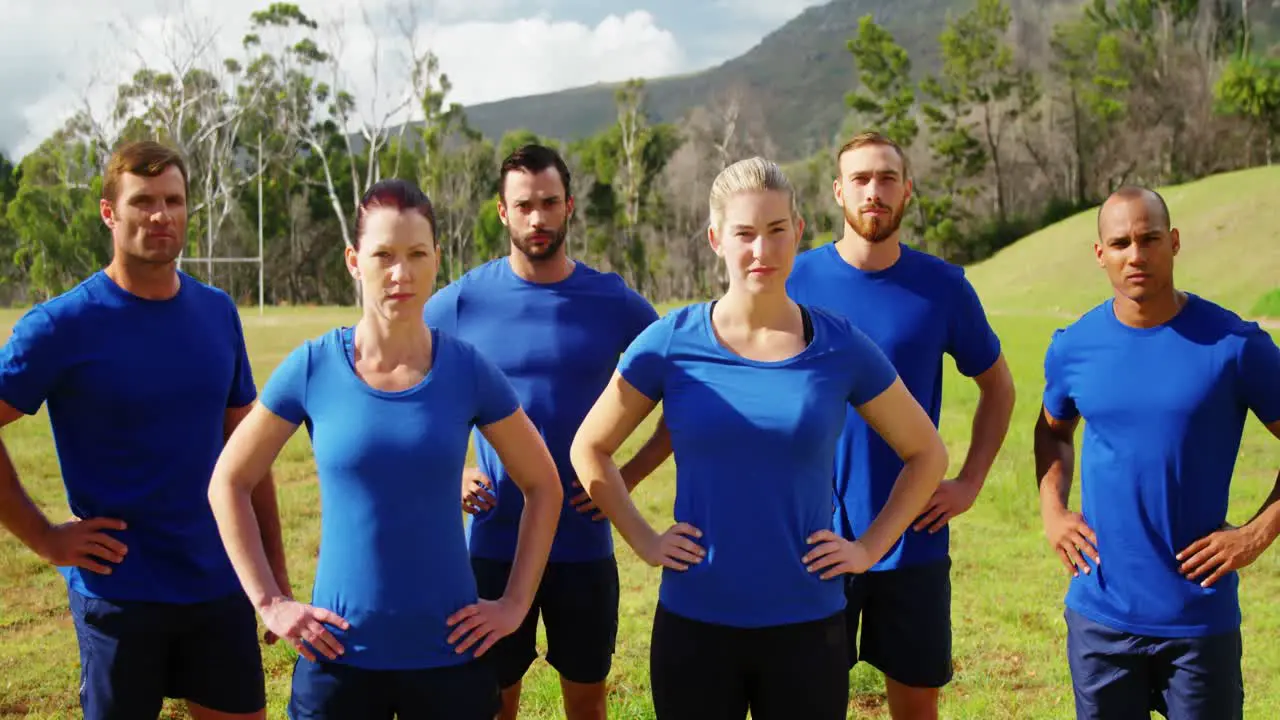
177 132 266 316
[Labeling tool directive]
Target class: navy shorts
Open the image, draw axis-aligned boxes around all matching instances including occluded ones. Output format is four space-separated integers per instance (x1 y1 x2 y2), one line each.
471 554 619 687
844 556 953 688
68 587 266 719
288 656 500 719
1065 607 1243 720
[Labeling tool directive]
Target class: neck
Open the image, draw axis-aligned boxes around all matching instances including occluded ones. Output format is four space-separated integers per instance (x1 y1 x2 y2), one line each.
835 225 901 271
354 310 431 368
1113 286 1186 329
508 247 575 284
716 286 795 330
104 255 180 300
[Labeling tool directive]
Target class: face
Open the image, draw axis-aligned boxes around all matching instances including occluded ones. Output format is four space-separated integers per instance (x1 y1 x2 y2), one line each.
834 144 911 243
498 167 575 262
709 189 804 295
1094 196 1179 304
100 165 188 265
345 207 439 321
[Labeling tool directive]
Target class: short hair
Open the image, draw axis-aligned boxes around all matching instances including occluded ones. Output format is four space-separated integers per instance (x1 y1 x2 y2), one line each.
354 179 437 250
102 140 189 204
836 131 911 181
708 157 799 232
498 144 572 203
1098 185 1171 235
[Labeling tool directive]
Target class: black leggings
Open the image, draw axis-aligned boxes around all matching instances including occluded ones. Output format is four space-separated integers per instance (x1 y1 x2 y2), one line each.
649 604 849 720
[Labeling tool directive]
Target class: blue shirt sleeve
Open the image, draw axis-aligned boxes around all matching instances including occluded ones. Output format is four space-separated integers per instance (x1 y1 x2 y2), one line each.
0 306 63 415
226 300 258 409
946 275 1002 377
844 324 899 407
1042 329 1078 421
424 282 461 335
259 342 311 425
1239 326 1280 425
616 317 672 402
625 291 661 344
468 341 520 427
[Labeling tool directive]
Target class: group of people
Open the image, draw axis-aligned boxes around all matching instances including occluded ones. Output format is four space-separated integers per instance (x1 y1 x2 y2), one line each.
0 129 1275 720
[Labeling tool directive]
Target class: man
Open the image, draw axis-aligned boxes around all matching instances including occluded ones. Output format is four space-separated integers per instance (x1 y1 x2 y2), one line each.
424 143 668 720
786 131 1016 720
0 140 289 719
1035 185 1280 720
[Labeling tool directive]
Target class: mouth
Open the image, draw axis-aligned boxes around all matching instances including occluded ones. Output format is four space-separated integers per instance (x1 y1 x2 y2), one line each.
748 267 776 275
1126 272 1151 284
861 206 890 216
387 292 415 301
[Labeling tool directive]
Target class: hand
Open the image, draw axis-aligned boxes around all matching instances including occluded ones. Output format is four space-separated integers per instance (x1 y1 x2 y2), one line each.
1042 506 1099 577
1177 523 1269 588
803 530 874 579
259 597 349 662
264 575 295 645
461 468 496 515
912 478 981 534
446 597 526 657
34 517 128 575
638 522 705 571
569 480 605 521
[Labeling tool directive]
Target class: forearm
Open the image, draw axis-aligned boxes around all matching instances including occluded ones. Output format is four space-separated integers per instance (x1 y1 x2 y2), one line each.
1034 430 1075 514
618 418 671 492
861 444 947 560
1243 470 1280 547
209 480 284 609
504 480 561 609
248 472 290 594
956 382 1015 489
575 446 660 553
0 440 54 554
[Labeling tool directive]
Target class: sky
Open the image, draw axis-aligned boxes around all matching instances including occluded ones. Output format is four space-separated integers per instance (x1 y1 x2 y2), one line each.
0 0 829 160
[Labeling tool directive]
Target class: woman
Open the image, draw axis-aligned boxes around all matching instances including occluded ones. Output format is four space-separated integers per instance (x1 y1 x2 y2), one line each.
569 157 949 719
207 179 562 718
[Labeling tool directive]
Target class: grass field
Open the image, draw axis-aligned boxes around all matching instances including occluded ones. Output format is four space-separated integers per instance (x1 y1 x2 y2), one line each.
0 167 1278 718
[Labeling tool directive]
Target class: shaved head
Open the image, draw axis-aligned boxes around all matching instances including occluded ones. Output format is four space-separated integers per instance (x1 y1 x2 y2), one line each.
1098 185 1170 237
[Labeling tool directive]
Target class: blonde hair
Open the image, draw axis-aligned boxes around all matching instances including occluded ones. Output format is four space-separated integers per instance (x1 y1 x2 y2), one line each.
708 157 799 232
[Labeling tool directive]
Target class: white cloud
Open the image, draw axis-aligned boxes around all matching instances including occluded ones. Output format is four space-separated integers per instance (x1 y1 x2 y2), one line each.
0 1 685 159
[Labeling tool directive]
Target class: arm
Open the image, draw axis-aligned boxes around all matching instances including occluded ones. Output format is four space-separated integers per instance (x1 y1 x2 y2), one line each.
225 403 290 600
447 408 562 657
1034 405 1099 576
805 378 949 578
208 403 347 661
914 354 1017 532
570 373 703 570
0 401 127 573
569 412 672 520
1178 420 1280 587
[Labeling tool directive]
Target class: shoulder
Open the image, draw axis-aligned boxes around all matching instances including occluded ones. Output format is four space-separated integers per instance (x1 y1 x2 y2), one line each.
898 245 971 289
808 305 875 353
789 243 834 281
1045 301 1113 357
30 272 113 325
444 258 508 296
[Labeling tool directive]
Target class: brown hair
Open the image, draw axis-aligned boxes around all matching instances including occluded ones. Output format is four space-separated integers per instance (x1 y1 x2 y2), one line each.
836 131 911 181
355 179 438 250
102 140 189 204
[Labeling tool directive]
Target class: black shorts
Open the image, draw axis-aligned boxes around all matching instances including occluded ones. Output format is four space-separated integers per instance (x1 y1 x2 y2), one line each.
470 554 619 687
68 588 266 719
844 557 953 688
648 604 848 720
287 656 499 719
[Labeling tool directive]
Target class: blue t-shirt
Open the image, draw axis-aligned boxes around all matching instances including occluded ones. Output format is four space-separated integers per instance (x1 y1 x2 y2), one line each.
259 326 520 669
425 258 658 562
0 271 257 603
787 243 1001 570
616 302 898 628
1042 295 1280 637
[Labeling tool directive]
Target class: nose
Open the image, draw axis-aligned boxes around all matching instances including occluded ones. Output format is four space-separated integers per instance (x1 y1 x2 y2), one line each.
390 259 413 283
150 202 174 225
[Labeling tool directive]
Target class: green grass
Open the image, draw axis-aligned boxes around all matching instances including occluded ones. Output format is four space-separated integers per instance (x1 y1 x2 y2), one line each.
1252 288 1280 319
1 167 1278 717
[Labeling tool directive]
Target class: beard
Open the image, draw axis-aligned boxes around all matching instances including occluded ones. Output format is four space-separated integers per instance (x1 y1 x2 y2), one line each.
511 225 567 262
844 197 906 244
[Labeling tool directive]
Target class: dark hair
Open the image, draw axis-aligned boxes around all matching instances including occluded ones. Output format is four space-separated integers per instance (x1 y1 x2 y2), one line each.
498 144 572 204
103 140 189 204
1098 185 1171 234
354 179 437 249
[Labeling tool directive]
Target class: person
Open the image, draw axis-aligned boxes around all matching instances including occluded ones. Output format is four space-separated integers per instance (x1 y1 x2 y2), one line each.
424 143 669 720
1035 185 1280 720
569 156 950 720
785 131 1016 718
206 178 564 718
0 140 287 719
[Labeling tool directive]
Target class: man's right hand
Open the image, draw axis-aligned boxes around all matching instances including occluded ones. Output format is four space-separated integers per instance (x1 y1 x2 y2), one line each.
1042 506 1099 577
34 517 128 574
462 468 496 515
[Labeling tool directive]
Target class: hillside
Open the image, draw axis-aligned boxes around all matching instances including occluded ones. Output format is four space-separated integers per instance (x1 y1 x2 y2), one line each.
461 0 1082 160
962 165 1280 319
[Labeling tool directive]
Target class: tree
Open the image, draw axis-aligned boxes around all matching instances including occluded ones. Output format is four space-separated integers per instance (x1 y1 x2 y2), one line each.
1215 54 1280 163
845 15 918 148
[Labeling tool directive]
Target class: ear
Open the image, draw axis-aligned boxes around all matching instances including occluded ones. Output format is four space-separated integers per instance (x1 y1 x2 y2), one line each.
100 199 116 230
344 245 360 279
496 196 509 227
565 195 575 220
903 177 914 206
1170 228 1180 255
707 224 723 256
1093 243 1105 268
832 176 842 206
793 216 806 249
